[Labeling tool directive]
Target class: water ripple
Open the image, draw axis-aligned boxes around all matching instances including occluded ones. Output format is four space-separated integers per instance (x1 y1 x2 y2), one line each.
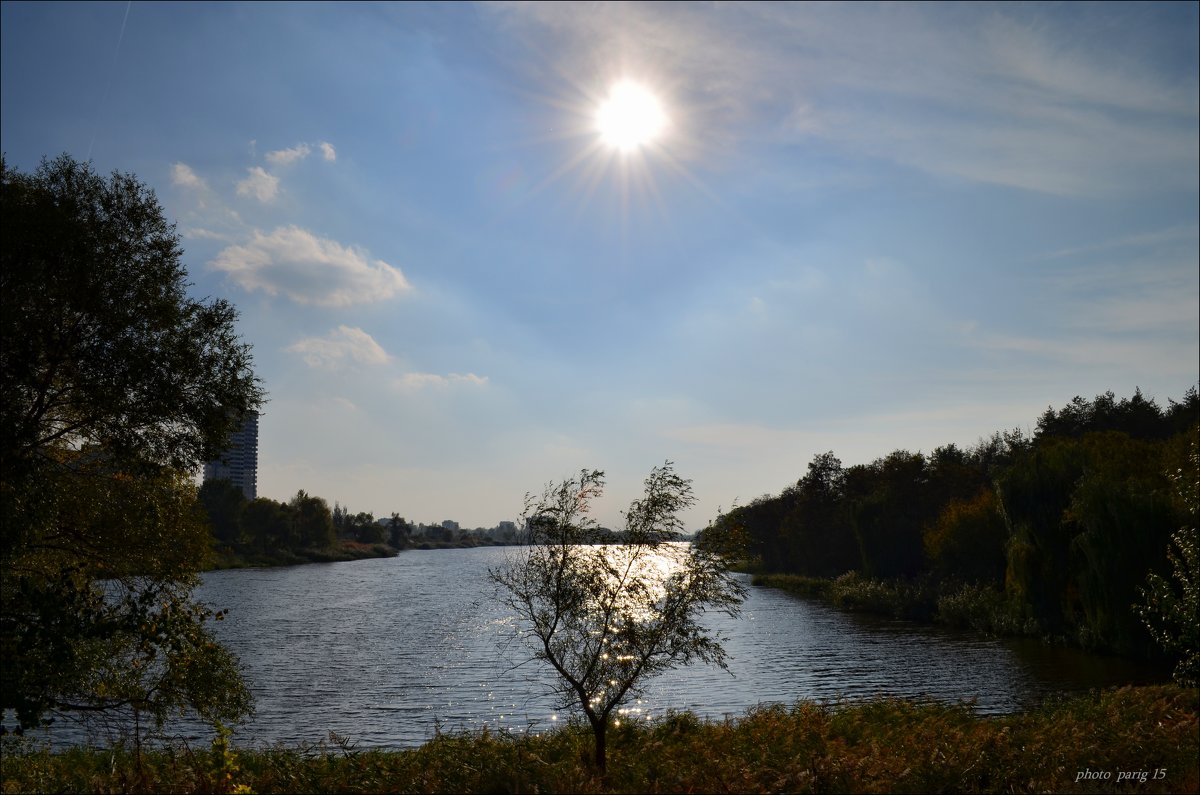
29 547 1168 749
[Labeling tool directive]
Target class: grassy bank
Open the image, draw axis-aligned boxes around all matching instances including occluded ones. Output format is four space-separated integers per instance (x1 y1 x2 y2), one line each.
406 539 522 551
206 540 399 570
2 686 1195 794
753 572 1046 638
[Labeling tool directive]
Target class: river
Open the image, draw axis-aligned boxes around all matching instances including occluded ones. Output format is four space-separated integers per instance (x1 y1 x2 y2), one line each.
33 546 1170 749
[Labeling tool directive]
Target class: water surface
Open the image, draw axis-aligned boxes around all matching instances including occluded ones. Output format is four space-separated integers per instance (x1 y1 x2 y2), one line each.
37 546 1171 748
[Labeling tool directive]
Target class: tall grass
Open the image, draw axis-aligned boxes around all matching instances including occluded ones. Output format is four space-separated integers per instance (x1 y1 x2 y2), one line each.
2 686 1195 794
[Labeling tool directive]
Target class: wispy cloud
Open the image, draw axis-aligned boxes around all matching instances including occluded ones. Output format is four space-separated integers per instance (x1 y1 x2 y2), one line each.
493 3 1198 196
287 326 391 368
210 225 411 306
393 372 489 391
181 226 234 242
972 333 1186 373
319 141 336 162
265 143 312 166
235 166 280 202
1033 224 1200 261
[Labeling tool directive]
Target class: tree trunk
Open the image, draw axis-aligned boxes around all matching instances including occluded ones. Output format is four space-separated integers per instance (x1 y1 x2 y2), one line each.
591 716 607 774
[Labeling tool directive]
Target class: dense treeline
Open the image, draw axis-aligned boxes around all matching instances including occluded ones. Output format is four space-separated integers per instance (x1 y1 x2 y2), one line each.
198 482 411 565
719 387 1199 669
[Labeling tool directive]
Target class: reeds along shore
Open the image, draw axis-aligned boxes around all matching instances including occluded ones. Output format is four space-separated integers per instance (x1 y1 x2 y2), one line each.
2 685 1196 794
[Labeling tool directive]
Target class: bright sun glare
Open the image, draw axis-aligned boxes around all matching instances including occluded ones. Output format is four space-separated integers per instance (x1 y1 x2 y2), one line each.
596 81 666 152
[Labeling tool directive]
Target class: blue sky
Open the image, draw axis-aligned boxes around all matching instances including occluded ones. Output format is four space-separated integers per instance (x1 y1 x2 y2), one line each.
3 1 1197 529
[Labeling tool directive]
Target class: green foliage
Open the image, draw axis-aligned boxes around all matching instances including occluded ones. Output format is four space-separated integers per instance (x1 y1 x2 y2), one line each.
781 453 860 577
200 479 248 546
849 451 935 579
726 388 1195 662
825 571 938 621
386 513 411 549
330 505 383 544
1137 431 1200 686
489 462 746 773
240 498 294 553
933 581 1039 636
924 487 1008 585
998 429 1186 655
2 456 254 736
1035 387 1197 442
1 155 261 734
757 572 1040 636
352 513 386 544
0 155 262 478
751 572 834 598
205 489 374 564
1064 433 1178 653
287 491 336 549
996 436 1089 634
204 723 255 794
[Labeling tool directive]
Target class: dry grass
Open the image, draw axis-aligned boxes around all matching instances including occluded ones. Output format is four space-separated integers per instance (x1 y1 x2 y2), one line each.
2 685 1196 794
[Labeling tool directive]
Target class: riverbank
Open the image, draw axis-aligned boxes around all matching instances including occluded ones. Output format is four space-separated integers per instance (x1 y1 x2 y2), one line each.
205 539 400 570
752 571 1022 624
2 685 1195 794
204 538 524 570
753 571 1144 648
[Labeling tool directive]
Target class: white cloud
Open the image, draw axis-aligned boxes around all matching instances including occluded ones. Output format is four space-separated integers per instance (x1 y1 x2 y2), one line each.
235 166 279 202
319 141 337 162
287 326 391 368
393 372 489 390
265 143 312 166
210 225 411 306
171 162 207 191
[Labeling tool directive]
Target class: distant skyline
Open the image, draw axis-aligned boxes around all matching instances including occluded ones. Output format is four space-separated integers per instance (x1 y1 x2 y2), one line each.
3 1 1197 529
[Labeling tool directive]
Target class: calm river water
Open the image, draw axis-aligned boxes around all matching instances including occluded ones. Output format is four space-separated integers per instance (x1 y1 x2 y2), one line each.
38 546 1171 749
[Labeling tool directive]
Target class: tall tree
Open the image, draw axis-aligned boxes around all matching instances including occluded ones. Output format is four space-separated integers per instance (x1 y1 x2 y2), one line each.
779 452 858 576
241 497 294 553
850 450 933 579
199 478 248 546
1 155 264 733
490 463 745 774
289 490 336 549
387 513 410 548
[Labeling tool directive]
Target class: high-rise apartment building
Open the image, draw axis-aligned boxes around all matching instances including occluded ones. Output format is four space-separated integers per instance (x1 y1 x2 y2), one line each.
203 412 259 500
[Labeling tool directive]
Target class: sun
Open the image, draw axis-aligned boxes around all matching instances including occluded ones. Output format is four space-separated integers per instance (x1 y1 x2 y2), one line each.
596 81 667 152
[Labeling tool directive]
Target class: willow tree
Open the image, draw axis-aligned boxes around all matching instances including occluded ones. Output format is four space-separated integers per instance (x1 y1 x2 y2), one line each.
1 155 263 734
490 463 745 773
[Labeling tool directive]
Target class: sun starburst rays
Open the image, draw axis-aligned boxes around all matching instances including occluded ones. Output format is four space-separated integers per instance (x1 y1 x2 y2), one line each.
476 69 720 239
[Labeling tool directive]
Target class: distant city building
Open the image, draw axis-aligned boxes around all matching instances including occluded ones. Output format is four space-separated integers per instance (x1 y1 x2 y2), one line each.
441 520 460 532
203 413 259 500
